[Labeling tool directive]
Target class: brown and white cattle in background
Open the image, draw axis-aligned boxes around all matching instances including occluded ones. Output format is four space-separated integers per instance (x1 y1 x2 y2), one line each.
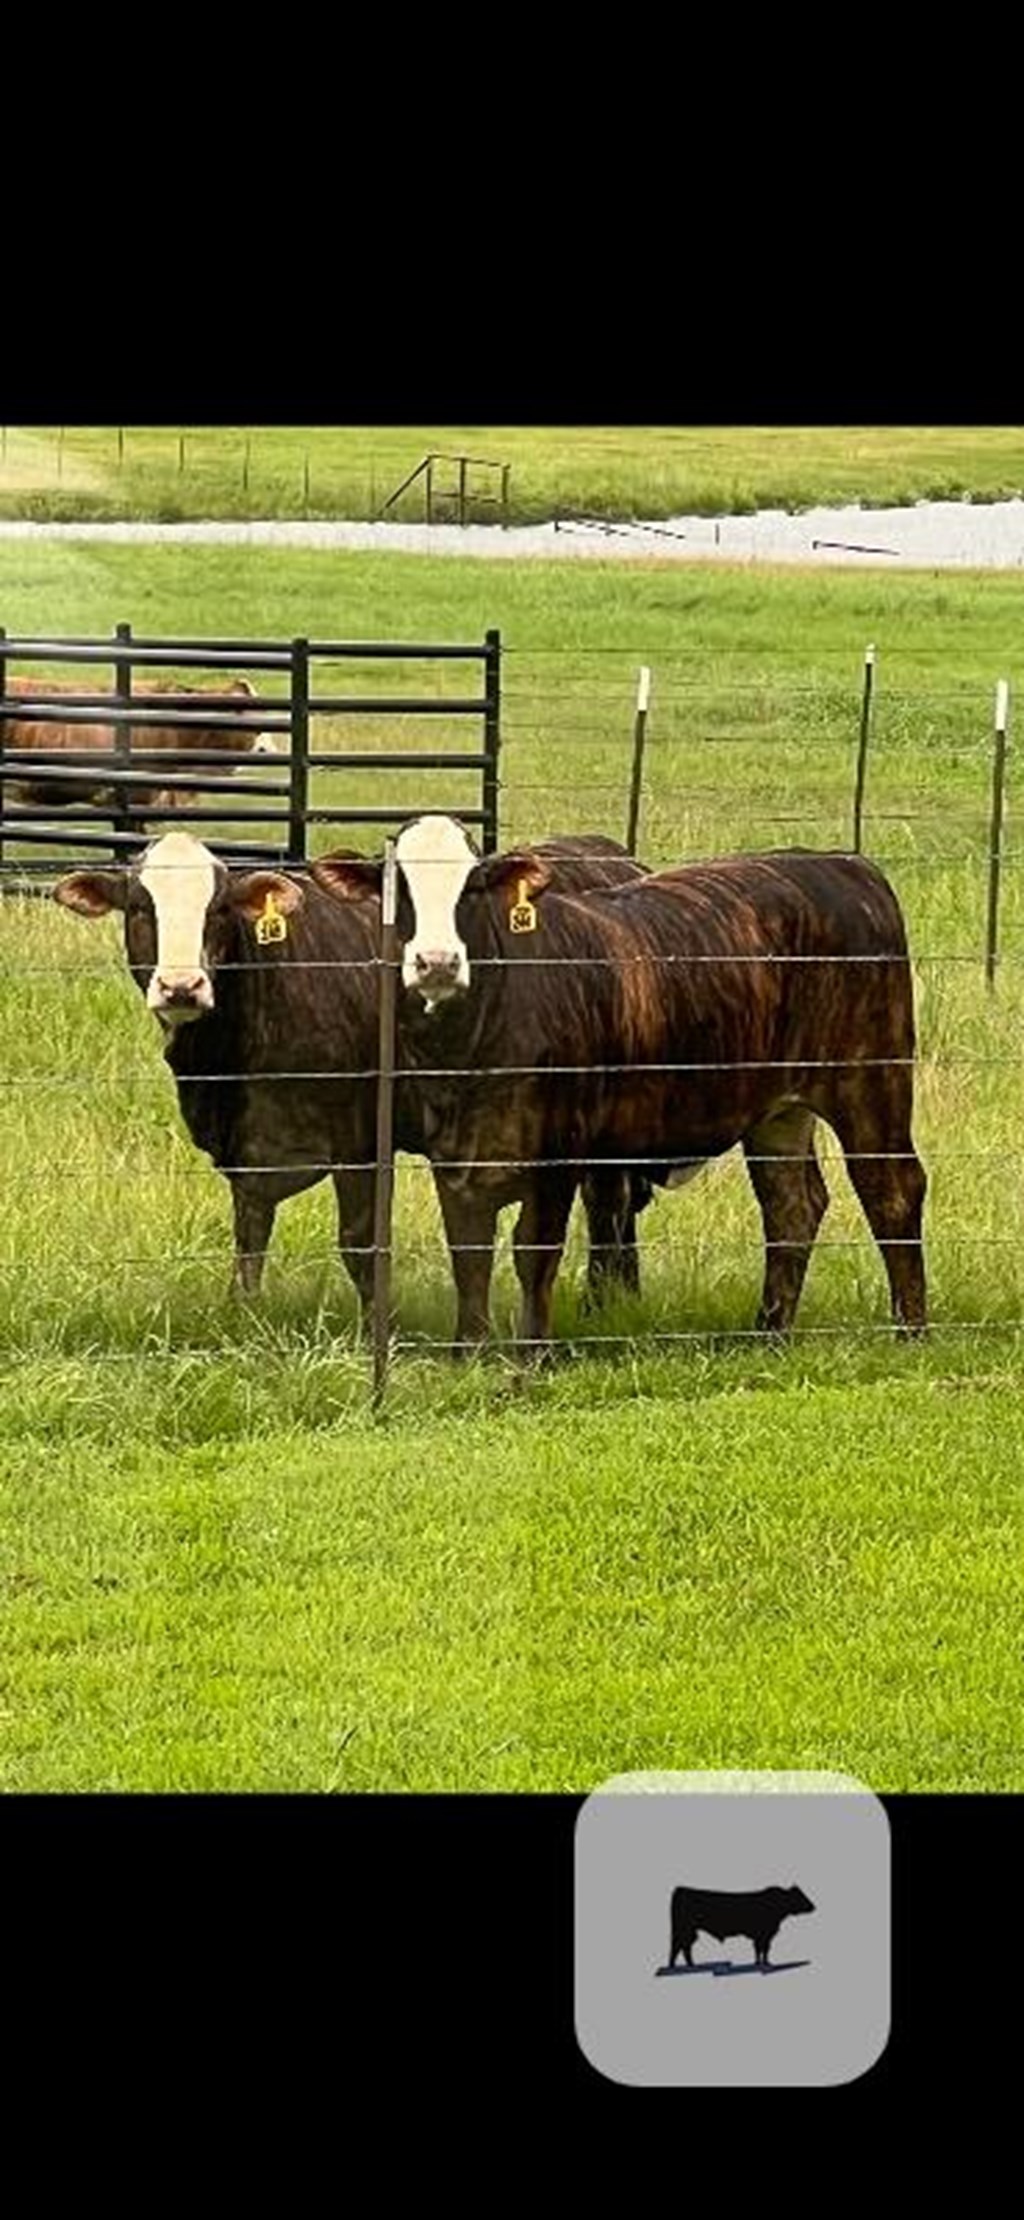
2 673 277 817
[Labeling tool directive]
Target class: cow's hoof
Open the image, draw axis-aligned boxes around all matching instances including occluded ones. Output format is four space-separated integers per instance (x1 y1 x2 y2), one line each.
450 1339 489 1366
519 1341 560 1371
754 1315 792 1344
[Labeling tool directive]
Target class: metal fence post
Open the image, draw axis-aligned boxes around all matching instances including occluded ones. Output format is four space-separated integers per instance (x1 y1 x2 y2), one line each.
626 666 652 857
288 637 310 865
372 836 399 1410
114 621 134 859
852 643 875 853
985 679 1010 990
483 627 502 854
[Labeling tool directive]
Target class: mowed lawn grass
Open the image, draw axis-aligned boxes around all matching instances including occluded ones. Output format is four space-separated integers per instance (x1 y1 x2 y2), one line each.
2 423 1024 523
5 1382 1024 1792
3 540 1024 1790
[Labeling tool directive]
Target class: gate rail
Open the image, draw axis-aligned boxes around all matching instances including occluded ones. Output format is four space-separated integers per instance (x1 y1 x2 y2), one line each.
0 625 502 876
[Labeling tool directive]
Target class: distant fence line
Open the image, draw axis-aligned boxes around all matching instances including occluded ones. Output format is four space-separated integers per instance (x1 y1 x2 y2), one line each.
0 431 514 525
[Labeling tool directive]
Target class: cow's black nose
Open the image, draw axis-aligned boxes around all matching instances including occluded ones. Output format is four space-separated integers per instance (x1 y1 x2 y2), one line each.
415 949 460 977
160 979 205 1006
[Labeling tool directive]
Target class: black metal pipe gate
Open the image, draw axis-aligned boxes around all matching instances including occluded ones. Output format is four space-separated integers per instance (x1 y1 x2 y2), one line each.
0 623 502 878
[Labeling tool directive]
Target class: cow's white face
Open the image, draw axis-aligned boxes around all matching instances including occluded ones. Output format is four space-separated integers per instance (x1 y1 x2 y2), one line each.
138 832 219 1021
53 833 302 1027
308 817 553 1008
394 815 478 1006
251 733 278 755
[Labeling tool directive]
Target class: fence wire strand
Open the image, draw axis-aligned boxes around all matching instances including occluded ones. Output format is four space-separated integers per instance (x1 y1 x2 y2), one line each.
3 641 1022 1390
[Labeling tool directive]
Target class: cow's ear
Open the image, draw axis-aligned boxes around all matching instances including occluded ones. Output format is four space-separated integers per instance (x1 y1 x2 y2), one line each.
53 870 127 918
309 853 383 904
477 850 552 900
229 678 257 697
230 869 303 922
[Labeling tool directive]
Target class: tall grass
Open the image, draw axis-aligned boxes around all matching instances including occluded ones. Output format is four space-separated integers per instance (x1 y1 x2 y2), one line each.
2 425 1023 523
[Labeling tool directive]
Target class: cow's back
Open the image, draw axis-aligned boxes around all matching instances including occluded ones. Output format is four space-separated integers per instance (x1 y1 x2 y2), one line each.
672 1885 782 1938
533 833 648 897
642 848 908 962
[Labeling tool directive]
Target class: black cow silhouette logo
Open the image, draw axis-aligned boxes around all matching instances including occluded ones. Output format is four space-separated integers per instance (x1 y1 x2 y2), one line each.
661 1884 815 1975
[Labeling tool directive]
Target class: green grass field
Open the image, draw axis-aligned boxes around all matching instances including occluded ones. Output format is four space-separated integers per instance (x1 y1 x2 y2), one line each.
2 424 1024 523
3 537 1024 1791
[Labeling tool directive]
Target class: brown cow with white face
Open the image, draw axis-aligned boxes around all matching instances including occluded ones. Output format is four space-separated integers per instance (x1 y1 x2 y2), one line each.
2 673 277 817
53 831 386 1304
311 824 659 1317
312 814 929 1353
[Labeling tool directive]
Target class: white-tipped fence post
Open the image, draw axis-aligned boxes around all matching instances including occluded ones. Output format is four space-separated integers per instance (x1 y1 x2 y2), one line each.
372 838 399 1408
852 643 876 853
626 665 652 857
986 680 1011 990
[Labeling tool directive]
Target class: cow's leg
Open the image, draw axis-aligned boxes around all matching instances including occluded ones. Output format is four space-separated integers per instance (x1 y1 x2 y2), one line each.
512 1171 578 1351
229 1175 278 1297
332 1168 375 1321
434 1174 501 1355
669 1926 695 1970
743 1107 829 1336
581 1168 641 1303
827 1082 927 1338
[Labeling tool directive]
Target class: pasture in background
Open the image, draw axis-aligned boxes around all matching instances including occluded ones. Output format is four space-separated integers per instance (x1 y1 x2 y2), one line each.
3 540 1024 1793
2 425 1024 525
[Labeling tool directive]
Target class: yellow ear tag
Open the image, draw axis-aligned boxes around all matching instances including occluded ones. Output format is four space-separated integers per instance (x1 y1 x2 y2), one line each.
255 890 288 945
508 877 538 934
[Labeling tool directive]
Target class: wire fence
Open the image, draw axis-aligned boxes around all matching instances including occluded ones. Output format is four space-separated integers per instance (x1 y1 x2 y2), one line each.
0 641 1020 1399
0 430 513 526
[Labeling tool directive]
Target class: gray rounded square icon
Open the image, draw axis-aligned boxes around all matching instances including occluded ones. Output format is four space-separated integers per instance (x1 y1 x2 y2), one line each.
575 1770 890 2088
